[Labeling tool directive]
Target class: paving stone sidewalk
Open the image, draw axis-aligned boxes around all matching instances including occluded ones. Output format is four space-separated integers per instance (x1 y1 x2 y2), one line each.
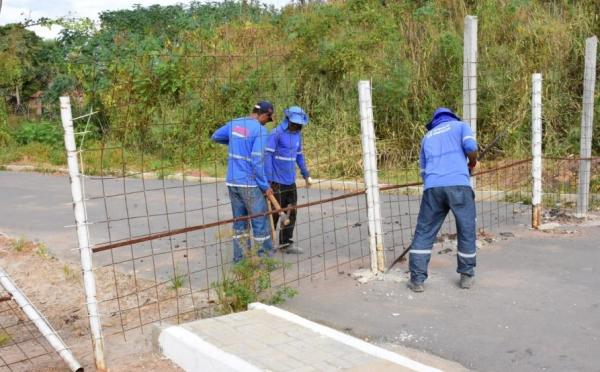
157 303 442 371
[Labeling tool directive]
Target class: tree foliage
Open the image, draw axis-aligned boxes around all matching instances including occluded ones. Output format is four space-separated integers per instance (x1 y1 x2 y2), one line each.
1 0 599 170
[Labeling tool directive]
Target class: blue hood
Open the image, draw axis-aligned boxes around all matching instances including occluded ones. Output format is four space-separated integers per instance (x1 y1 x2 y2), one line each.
426 107 461 131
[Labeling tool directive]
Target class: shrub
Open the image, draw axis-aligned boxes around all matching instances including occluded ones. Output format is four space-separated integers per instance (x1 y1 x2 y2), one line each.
212 253 297 314
14 121 63 147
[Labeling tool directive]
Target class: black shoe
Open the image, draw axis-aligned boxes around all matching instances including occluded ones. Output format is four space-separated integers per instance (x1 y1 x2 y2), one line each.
280 241 303 254
460 274 474 289
407 281 424 293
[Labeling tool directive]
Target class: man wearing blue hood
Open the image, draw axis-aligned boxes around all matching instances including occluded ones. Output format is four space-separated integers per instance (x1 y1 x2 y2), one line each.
407 107 478 292
211 101 275 263
265 106 312 254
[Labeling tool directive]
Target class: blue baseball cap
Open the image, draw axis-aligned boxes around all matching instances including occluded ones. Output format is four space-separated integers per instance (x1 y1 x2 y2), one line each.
254 100 274 114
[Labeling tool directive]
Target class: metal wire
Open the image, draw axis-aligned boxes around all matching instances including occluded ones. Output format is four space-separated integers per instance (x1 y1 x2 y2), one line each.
0 290 70 371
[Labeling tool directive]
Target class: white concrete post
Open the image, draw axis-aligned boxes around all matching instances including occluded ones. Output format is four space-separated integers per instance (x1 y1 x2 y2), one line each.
531 74 543 228
0 265 83 372
463 15 478 188
576 36 597 218
358 80 385 272
60 96 106 371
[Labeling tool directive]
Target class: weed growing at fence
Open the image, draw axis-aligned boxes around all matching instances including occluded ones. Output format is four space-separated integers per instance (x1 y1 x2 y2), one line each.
168 272 186 291
36 242 49 259
212 254 297 314
10 237 27 252
62 265 77 280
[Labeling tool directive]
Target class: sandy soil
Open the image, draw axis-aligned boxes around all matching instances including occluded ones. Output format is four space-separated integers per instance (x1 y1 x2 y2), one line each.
0 236 182 371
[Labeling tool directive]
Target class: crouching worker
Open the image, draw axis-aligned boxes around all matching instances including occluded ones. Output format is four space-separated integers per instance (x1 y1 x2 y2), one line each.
408 107 478 292
265 106 313 254
211 101 275 263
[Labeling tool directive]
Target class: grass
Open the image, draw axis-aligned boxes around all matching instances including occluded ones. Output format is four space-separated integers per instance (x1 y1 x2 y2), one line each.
0 331 11 347
378 166 421 186
503 192 532 205
168 272 186 291
10 238 27 252
62 265 78 280
36 242 49 259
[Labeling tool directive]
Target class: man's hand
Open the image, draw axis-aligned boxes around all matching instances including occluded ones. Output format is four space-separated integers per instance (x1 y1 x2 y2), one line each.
468 159 477 175
305 176 313 188
467 151 478 176
264 188 274 198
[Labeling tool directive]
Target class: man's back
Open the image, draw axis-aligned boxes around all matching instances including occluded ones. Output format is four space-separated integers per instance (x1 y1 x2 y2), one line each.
212 116 269 189
420 110 477 190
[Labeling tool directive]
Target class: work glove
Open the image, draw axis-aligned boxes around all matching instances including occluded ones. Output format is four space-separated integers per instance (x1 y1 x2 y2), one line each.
305 176 313 187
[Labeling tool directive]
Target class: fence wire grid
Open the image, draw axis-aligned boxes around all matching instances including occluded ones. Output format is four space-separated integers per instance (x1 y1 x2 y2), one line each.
0 291 69 372
53 36 599 372
58 50 544 342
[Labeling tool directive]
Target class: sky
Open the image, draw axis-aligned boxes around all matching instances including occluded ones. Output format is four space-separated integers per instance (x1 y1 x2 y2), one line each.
0 0 291 39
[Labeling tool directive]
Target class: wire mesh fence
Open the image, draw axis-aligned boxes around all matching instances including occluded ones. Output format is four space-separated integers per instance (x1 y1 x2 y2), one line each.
65 46 374 338
56 24 597 372
542 156 600 217
0 291 69 372
68 61 536 339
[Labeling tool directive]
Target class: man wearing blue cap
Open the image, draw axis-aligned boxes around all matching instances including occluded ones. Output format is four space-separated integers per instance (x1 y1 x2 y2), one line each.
407 107 478 292
265 106 312 254
211 101 275 263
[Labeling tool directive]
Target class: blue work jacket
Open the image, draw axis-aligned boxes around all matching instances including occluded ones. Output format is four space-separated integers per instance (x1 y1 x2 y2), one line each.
420 108 478 189
265 120 310 186
211 117 270 191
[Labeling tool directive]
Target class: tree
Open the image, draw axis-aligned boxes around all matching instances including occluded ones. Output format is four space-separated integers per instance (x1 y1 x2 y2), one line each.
0 24 46 110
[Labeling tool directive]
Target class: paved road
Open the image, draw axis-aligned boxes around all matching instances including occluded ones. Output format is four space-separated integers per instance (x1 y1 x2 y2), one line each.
282 222 600 372
0 171 527 284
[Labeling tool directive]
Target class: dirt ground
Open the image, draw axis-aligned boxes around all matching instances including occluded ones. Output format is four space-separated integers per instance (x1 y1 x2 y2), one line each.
0 235 182 371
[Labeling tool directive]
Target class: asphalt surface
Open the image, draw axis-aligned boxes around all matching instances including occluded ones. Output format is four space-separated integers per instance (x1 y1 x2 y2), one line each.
281 222 600 372
2 170 591 371
0 170 527 286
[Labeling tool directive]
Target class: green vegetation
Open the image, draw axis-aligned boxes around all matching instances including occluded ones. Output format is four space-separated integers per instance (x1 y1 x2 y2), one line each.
36 242 50 259
62 264 78 280
1 0 599 176
212 254 297 314
10 237 27 252
14 121 63 147
0 331 11 347
168 272 186 291
503 191 532 205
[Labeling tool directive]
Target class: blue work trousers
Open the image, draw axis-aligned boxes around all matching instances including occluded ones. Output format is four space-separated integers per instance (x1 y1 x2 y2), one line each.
409 186 477 284
228 186 273 262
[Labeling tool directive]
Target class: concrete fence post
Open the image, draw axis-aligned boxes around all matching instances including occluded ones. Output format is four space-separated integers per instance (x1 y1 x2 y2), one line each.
463 15 478 188
60 96 106 371
531 74 543 229
576 36 597 218
358 80 385 272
